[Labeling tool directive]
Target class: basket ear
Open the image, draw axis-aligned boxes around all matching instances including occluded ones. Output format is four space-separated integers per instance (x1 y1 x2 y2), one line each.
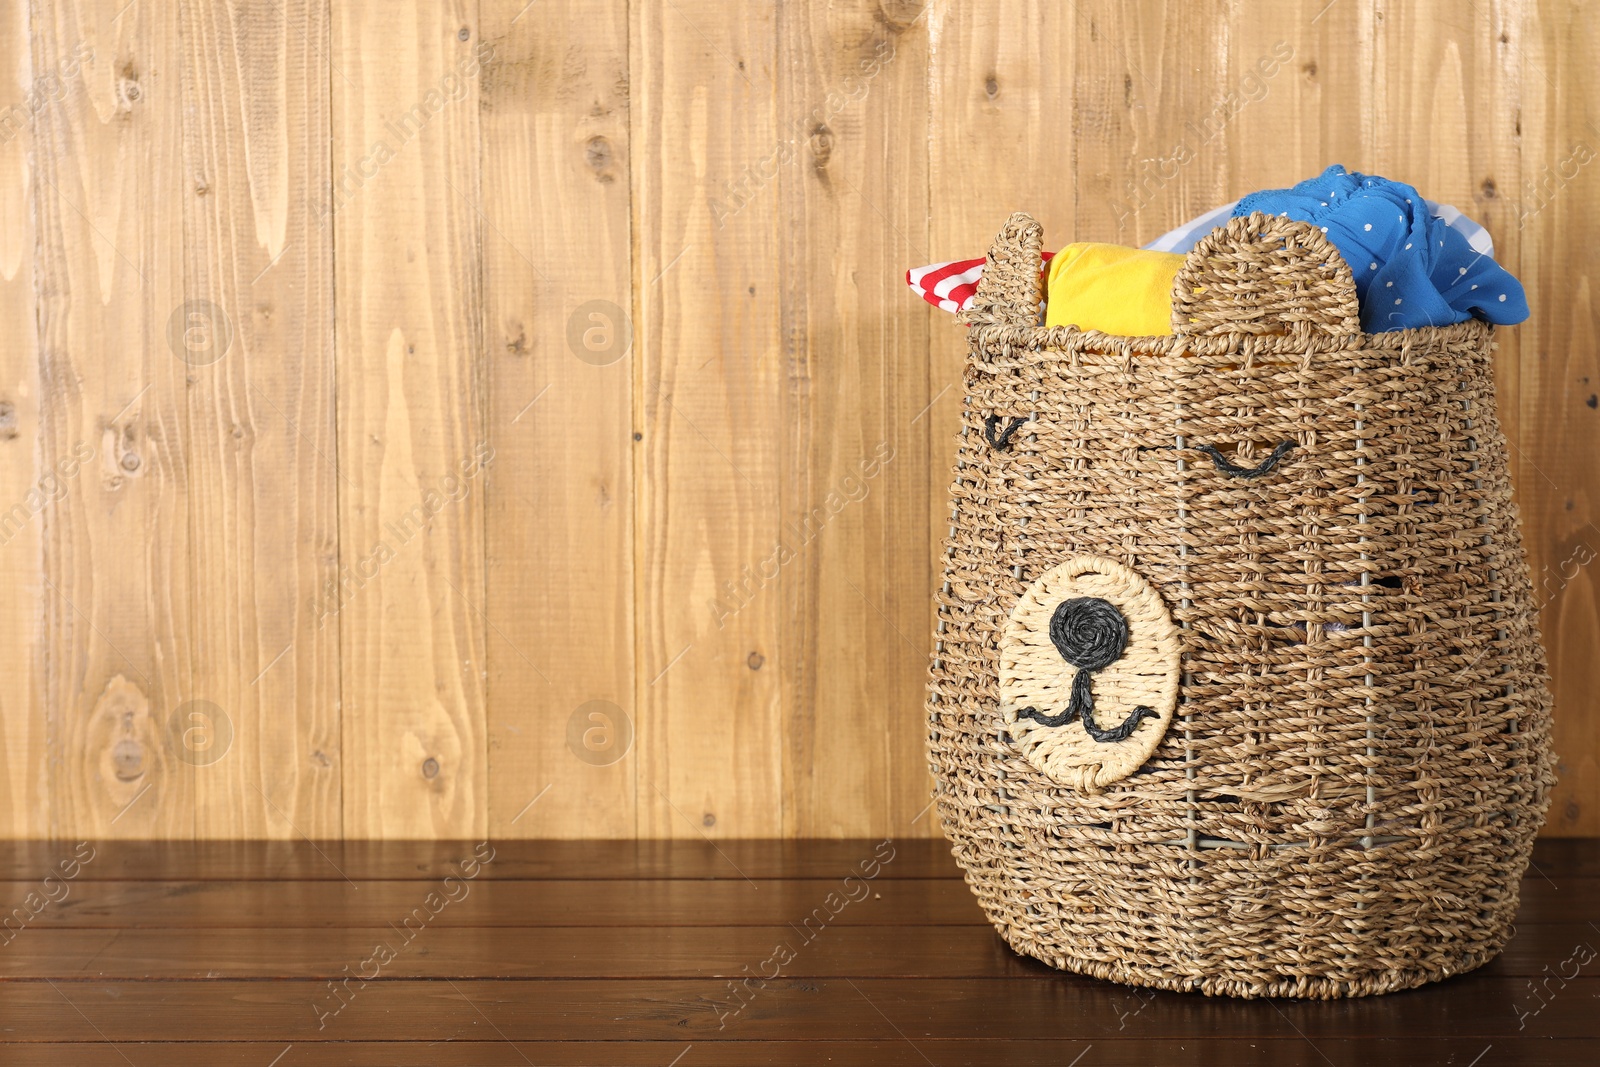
966 212 1044 329
1171 212 1360 338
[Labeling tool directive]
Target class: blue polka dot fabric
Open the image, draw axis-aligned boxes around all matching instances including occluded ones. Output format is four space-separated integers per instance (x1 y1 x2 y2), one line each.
1233 165 1528 333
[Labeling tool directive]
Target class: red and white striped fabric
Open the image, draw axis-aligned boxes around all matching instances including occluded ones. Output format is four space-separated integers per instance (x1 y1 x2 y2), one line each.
906 251 1056 314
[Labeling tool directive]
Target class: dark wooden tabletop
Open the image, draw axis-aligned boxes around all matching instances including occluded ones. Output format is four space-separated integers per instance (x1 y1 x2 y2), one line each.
0 838 1596 1066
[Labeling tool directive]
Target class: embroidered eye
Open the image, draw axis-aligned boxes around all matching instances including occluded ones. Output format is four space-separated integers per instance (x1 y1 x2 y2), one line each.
1133 439 1299 479
1194 439 1296 478
983 414 1028 451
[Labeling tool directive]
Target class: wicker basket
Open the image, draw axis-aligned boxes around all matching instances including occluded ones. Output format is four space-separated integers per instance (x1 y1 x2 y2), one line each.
926 211 1557 998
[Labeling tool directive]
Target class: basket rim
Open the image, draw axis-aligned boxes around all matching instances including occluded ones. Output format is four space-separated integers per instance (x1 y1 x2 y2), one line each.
966 309 1494 359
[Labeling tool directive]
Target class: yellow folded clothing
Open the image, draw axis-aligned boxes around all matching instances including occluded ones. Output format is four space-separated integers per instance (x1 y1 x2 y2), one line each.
1044 243 1186 336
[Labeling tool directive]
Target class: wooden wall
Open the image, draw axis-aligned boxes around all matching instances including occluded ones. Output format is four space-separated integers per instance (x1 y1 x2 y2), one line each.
0 0 1595 839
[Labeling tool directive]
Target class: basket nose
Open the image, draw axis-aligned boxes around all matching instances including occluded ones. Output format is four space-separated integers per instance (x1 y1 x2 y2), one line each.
1048 596 1128 671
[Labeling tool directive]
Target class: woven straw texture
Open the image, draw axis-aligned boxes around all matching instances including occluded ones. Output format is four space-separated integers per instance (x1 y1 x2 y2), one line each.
928 211 1557 998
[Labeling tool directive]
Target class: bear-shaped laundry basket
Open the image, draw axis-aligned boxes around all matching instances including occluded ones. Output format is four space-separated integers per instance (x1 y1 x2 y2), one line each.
927 211 1556 998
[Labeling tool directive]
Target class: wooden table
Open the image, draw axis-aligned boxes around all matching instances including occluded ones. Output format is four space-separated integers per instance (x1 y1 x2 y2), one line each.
0 839 1595 1065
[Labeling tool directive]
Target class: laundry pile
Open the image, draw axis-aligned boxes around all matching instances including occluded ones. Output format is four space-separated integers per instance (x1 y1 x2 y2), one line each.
907 166 1527 335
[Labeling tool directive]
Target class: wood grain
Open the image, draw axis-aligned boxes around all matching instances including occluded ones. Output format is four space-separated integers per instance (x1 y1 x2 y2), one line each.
479 0 636 838
631 0 786 837
179 0 340 838
1225 0 1372 191
0 837 957 880
13 872 1600 926
2 977 1596 1041
0 1041 1591 1067
0 0 45 837
1520 0 1600 835
30 0 192 838
331 0 487 838
774 1 934 836
5 921 1600 979
1072 0 1234 249
0 925 1048 979
925 0 1079 558
0 877 988 927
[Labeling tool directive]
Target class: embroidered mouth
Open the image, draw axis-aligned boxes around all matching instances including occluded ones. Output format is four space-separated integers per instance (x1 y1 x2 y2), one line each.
1015 596 1159 744
1016 701 1157 743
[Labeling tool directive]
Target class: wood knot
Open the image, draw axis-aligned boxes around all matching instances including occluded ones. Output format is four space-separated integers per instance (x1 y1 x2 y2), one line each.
585 136 617 183
505 322 528 355
116 61 141 111
112 738 144 782
875 0 921 34
809 123 833 172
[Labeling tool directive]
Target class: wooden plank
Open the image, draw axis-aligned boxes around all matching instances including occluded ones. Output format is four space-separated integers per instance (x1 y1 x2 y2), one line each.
16 870 1599 927
1224 0 1373 191
3 920 1595 980
4 877 985 928
1070 0 1233 249
772 2 934 837
1 977 1596 1041
0 0 45 837
927 0 1078 252
2 836 1590 881
1519 0 1600 836
1370 0 1519 244
1517 875 1600 921
330 0 487 837
631 0 785 836
478 0 635 839
0 837 950 880
0 1039 1590 1067
1528 838 1600 878
178 0 339 838
30 0 192 838
0 925 1042 980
